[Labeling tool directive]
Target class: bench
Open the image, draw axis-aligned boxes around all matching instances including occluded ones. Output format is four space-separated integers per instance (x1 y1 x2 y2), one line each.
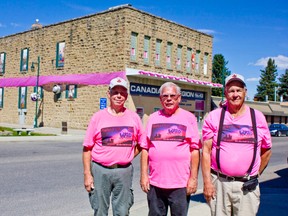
13 128 35 136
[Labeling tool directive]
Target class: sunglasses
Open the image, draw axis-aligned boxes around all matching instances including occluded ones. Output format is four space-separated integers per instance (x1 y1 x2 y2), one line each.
110 90 128 97
161 94 179 100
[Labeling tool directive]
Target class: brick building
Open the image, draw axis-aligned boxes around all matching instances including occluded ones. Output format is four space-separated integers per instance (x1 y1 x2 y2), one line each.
0 5 221 129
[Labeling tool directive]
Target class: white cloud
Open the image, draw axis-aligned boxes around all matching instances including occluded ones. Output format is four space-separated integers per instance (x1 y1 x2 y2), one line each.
253 55 288 70
197 29 216 35
64 3 94 12
246 77 260 82
10 22 20 27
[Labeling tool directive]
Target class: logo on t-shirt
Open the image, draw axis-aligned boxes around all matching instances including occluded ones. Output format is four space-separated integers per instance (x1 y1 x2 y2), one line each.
222 124 256 143
101 126 133 147
150 123 186 141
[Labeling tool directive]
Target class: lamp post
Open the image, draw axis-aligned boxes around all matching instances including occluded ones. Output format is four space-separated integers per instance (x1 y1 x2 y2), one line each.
274 86 279 102
221 65 225 101
31 56 40 128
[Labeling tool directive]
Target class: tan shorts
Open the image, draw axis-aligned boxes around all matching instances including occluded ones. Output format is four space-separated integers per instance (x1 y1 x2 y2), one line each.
209 173 260 216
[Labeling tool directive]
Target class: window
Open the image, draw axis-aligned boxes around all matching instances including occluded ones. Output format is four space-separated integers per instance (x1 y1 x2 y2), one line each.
203 52 209 75
56 42 65 68
143 36 150 65
18 87 27 109
66 84 77 100
186 48 192 73
0 87 3 108
176 45 182 71
20 48 29 72
130 32 138 61
155 39 162 67
0 52 6 75
34 86 43 100
195 50 201 73
166 42 172 69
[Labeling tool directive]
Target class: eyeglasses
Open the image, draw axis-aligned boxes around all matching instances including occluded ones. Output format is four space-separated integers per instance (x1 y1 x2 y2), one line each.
161 94 179 100
110 90 128 97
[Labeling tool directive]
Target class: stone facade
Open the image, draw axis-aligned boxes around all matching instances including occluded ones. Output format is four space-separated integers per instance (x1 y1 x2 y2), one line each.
0 5 214 129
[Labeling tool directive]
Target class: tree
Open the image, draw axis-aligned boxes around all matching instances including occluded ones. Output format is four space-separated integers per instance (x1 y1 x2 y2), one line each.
255 58 278 101
212 54 230 97
278 69 288 101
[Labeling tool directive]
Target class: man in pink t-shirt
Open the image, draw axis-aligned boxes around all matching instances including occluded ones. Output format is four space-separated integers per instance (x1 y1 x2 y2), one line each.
202 74 272 216
140 82 201 216
82 77 144 216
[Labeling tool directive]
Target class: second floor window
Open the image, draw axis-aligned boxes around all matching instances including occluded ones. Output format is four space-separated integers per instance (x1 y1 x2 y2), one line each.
143 36 150 65
130 32 138 62
195 50 201 73
166 42 172 69
203 52 208 75
0 52 6 75
155 39 162 67
20 48 29 72
186 48 192 73
56 42 65 68
176 45 182 71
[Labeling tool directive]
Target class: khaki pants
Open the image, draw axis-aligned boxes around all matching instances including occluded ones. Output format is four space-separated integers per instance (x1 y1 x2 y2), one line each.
209 173 260 216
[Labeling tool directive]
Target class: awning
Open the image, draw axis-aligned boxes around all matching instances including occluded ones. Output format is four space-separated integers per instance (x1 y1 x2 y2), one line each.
126 68 222 88
0 71 126 87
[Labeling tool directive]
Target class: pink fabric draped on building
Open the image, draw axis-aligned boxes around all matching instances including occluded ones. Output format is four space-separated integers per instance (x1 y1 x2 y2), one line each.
0 71 126 87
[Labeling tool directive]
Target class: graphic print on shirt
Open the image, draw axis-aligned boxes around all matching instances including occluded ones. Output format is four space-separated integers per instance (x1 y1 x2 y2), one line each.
221 124 256 143
150 123 187 141
101 126 134 147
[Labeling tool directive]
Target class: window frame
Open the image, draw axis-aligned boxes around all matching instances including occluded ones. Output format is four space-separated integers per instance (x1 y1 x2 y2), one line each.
65 84 77 100
56 41 65 68
176 45 182 71
155 39 162 67
20 48 29 72
166 42 173 70
0 52 6 75
130 32 138 62
143 35 150 65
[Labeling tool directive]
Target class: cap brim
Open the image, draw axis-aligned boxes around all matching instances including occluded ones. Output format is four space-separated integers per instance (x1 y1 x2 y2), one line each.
226 78 246 86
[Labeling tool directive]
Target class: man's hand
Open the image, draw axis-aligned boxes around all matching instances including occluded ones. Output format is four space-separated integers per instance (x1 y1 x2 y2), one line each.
140 174 150 193
203 181 216 202
186 177 198 195
84 173 94 193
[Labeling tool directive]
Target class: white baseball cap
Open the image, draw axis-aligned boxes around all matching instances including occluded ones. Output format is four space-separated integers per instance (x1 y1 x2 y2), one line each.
109 77 128 89
225 73 246 87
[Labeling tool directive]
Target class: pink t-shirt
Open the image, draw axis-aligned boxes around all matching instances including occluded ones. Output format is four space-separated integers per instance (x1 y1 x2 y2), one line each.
140 108 201 188
202 105 272 176
83 108 144 166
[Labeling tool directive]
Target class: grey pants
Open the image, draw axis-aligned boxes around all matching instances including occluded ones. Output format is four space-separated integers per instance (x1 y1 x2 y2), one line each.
89 161 134 216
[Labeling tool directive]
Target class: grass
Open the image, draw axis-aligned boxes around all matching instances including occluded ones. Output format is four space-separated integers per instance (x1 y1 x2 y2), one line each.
0 126 56 136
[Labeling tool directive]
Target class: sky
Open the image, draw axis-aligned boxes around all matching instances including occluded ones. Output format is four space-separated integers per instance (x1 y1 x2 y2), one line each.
0 0 287 100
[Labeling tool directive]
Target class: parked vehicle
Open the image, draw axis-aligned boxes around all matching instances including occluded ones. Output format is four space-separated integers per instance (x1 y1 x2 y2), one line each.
269 124 288 136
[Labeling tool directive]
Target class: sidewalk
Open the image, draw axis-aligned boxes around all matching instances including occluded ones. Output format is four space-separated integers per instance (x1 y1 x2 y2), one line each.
1 123 287 215
0 123 86 142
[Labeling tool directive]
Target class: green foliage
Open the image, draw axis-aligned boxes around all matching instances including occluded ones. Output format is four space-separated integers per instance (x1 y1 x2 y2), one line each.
255 58 278 101
212 54 230 97
0 126 55 136
278 69 288 101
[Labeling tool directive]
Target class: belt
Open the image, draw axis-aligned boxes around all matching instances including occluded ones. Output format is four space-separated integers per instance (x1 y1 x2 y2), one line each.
211 169 258 182
94 161 131 169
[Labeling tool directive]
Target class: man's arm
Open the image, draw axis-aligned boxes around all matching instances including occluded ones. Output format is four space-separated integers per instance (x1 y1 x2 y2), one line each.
186 149 200 195
259 148 272 175
82 146 94 192
201 138 216 202
140 149 150 193
134 144 142 158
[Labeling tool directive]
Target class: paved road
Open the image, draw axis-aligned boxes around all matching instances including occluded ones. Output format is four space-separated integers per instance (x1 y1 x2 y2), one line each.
0 125 287 215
